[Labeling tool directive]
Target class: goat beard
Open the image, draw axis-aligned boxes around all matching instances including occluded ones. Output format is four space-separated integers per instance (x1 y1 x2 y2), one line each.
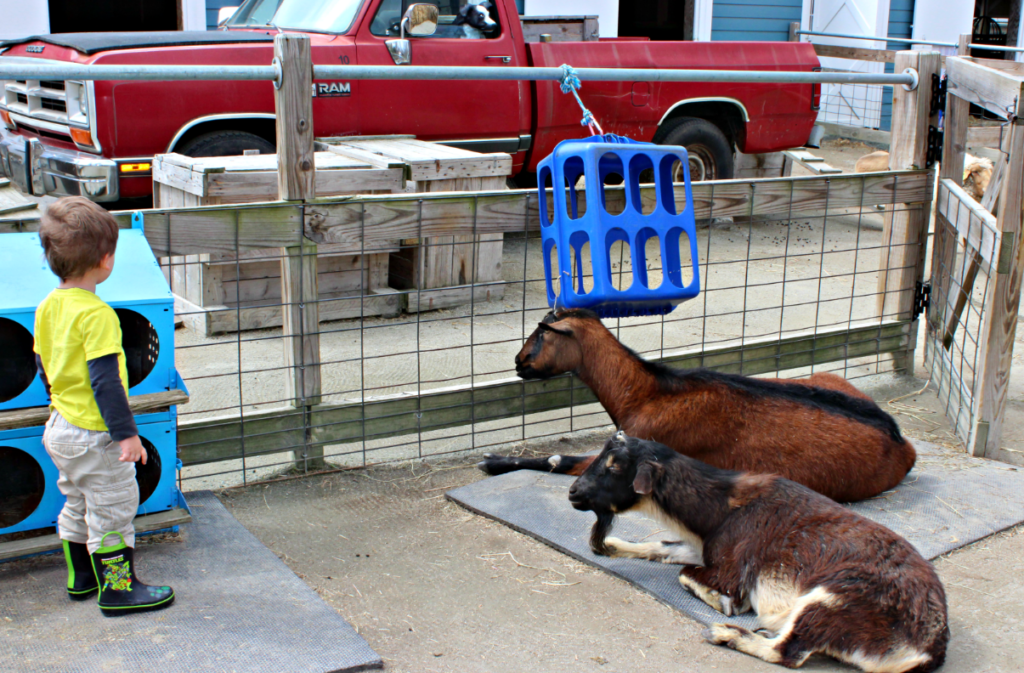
589 511 615 556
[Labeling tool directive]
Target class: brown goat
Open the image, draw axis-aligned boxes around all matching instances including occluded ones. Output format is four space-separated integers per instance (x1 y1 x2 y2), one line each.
570 433 948 672
478 309 916 502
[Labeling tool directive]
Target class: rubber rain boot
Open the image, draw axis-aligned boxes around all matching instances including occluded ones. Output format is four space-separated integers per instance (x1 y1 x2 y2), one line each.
91 532 174 616
63 540 98 600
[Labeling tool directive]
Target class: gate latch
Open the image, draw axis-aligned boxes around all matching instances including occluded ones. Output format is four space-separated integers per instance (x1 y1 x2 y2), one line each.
914 280 931 321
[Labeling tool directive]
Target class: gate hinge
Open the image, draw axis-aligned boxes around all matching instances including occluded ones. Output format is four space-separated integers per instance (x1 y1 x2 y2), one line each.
926 125 943 169
930 73 947 117
913 280 931 321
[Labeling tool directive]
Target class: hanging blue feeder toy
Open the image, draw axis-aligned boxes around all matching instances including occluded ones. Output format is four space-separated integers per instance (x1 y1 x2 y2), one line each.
537 134 701 318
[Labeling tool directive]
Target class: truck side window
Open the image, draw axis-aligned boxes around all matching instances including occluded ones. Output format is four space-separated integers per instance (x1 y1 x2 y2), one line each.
370 1 501 39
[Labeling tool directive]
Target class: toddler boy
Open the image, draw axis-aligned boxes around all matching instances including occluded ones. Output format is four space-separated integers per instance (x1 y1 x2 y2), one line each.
34 196 174 616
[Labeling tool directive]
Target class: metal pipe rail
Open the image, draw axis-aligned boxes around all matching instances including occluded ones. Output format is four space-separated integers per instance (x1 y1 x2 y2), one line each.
0 62 918 88
795 29 956 48
970 43 1024 54
797 29 1024 54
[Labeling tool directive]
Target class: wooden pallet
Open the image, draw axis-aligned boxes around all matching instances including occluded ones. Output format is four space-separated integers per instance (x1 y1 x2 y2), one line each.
783 149 843 175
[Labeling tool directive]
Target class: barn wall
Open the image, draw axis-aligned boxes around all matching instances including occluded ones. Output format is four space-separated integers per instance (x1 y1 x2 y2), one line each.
710 0 803 41
879 0 914 132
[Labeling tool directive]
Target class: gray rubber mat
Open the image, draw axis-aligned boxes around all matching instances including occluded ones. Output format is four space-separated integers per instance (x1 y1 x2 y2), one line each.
0 491 382 673
447 441 1024 627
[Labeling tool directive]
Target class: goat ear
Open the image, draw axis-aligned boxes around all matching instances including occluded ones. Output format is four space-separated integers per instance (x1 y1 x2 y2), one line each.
633 462 662 495
537 321 573 336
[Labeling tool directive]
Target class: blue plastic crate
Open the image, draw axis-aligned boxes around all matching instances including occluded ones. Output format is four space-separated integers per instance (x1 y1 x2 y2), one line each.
0 224 176 410
537 134 701 318
0 410 181 536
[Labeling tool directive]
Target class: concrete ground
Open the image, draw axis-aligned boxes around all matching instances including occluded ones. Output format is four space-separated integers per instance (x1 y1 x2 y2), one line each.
216 365 1024 673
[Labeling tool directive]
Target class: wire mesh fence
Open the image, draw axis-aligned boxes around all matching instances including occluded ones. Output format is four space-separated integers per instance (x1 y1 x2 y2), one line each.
144 170 934 490
925 178 1001 449
816 68 887 130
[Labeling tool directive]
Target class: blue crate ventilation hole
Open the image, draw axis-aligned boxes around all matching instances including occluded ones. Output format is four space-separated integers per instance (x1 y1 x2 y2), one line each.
538 134 701 318
0 411 180 536
0 227 176 411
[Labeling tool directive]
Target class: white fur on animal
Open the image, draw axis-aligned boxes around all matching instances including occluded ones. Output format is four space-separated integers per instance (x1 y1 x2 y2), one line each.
568 433 949 673
452 0 497 39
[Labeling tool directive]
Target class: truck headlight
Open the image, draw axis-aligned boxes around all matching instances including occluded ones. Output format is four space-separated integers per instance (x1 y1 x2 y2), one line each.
78 86 89 124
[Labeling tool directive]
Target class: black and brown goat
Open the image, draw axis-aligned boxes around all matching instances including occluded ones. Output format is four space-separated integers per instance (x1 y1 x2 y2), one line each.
479 309 916 502
570 433 948 672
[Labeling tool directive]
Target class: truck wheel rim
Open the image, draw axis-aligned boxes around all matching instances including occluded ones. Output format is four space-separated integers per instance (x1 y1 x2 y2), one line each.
681 145 716 182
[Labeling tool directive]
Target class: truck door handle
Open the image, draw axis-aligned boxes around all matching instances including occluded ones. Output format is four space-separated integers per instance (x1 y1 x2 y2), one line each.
485 56 511 64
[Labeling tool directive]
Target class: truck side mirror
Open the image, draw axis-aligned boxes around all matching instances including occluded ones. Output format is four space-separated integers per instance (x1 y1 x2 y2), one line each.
402 4 439 37
387 3 438 65
217 6 239 26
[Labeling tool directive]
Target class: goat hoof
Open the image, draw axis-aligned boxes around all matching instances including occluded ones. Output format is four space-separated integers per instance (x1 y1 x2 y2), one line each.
477 455 518 476
701 628 714 642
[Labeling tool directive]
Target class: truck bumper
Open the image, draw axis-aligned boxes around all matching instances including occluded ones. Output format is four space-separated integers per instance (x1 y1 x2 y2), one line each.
0 128 118 202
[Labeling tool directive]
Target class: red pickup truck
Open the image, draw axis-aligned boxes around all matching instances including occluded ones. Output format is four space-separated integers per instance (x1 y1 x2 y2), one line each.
0 0 820 204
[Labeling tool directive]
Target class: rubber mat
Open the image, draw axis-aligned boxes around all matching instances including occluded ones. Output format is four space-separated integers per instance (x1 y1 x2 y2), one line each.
447 440 1024 627
0 491 382 673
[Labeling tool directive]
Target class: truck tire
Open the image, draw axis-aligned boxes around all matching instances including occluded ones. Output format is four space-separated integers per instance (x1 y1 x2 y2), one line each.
653 117 733 181
178 131 275 157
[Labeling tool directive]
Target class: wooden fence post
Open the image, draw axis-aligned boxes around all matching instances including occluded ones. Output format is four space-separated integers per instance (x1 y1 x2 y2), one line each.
876 50 941 375
274 34 323 469
928 36 971 363
971 117 1024 456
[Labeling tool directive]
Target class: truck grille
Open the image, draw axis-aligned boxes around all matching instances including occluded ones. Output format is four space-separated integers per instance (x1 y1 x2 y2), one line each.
1 79 88 130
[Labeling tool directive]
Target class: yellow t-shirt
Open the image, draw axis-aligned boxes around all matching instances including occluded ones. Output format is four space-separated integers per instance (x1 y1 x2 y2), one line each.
33 288 129 432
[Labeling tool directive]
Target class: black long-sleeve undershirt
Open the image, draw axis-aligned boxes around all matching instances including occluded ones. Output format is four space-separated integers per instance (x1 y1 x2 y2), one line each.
36 353 138 441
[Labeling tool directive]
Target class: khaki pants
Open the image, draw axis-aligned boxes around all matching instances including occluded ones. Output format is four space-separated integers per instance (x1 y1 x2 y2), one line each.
43 411 138 554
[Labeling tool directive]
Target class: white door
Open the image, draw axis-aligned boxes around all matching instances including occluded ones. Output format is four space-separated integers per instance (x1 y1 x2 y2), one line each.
807 0 891 129
911 0 972 48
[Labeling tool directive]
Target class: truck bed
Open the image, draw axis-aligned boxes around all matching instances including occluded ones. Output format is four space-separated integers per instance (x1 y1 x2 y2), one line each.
526 41 820 165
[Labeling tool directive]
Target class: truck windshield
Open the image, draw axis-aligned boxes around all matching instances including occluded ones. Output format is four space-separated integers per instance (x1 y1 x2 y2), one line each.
227 0 365 34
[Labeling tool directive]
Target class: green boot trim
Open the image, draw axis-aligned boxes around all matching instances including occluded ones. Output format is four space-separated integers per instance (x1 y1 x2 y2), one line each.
63 540 98 600
63 540 76 591
95 532 128 555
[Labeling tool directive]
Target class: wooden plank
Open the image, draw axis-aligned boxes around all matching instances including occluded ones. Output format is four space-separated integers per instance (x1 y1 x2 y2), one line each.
929 35 973 343
182 289 402 334
0 507 192 562
782 150 842 174
178 320 911 466
204 166 403 200
811 43 898 64
876 51 941 375
947 56 1024 120
274 34 315 201
306 171 932 245
967 125 1006 150
7 172 930 255
0 389 190 432
971 121 1024 457
0 201 37 216
937 178 1000 270
520 16 588 42
327 138 512 180
281 239 321 408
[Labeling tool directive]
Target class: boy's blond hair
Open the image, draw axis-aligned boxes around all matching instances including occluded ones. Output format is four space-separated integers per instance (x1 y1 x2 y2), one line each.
40 196 119 281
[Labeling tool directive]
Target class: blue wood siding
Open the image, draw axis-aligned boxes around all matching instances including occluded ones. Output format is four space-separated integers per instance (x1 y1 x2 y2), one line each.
711 0 803 42
206 0 239 30
880 0 915 131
